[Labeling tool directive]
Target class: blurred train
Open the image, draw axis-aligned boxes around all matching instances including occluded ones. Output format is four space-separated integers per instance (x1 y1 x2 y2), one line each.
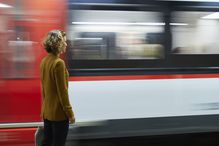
2 0 219 145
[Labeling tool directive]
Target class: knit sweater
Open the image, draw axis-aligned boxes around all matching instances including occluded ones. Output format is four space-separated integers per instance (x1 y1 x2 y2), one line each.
40 53 74 121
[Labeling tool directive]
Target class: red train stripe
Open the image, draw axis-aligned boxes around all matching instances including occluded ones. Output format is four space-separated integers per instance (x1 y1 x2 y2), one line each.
0 127 36 132
69 74 219 81
0 128 36 146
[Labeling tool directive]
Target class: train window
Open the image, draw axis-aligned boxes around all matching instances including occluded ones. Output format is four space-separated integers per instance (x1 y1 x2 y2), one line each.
171 11 219 54
5 27 36 78
8 41 35 78
68 10 165 60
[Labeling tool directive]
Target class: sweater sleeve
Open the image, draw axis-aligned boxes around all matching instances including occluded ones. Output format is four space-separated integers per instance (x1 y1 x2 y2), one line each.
40 60 45 99
54 60 74 118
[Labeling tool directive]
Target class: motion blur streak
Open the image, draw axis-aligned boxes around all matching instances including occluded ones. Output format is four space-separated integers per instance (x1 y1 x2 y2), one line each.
0 128 37 146
0 0 67 145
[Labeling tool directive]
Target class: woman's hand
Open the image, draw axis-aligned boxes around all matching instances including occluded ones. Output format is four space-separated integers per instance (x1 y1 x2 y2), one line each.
69 117 75 124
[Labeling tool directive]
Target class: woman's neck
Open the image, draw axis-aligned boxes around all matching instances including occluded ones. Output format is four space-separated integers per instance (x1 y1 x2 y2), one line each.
49 53 59 57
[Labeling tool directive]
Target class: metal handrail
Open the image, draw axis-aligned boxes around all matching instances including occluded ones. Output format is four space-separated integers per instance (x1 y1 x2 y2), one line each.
0 122 43 129
0 120 107 129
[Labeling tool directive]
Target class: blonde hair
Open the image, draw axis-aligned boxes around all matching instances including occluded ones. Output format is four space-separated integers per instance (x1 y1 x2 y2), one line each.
43 30 66 55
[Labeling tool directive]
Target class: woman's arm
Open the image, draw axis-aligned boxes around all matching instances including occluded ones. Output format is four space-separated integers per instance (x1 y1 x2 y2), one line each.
54 60 75 122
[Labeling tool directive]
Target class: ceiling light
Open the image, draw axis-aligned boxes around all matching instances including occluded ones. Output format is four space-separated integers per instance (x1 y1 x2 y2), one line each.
170 23 188 26
72 22 166 26
72 22 188 26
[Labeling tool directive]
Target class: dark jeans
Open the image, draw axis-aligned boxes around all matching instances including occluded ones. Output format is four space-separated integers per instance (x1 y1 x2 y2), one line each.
42 119 69 146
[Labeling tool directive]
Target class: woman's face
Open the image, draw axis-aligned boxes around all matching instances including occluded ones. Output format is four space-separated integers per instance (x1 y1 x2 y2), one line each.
60 36 67 53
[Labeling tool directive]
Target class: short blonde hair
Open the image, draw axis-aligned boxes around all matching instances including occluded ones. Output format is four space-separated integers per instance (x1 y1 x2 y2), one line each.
43 30 66 55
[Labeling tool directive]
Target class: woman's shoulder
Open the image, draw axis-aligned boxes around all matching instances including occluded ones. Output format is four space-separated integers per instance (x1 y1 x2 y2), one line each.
41 55 51 62
40 57 47 68
54 58 66 68
55 58 64 64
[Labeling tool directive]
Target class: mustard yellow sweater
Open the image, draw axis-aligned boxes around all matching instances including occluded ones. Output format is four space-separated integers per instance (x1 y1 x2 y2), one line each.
40 54 74 121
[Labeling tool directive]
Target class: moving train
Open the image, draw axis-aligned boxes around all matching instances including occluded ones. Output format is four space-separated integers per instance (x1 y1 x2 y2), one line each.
1 0 219 145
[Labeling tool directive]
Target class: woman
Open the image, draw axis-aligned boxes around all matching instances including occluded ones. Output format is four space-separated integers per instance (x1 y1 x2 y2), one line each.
40 30 75 146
